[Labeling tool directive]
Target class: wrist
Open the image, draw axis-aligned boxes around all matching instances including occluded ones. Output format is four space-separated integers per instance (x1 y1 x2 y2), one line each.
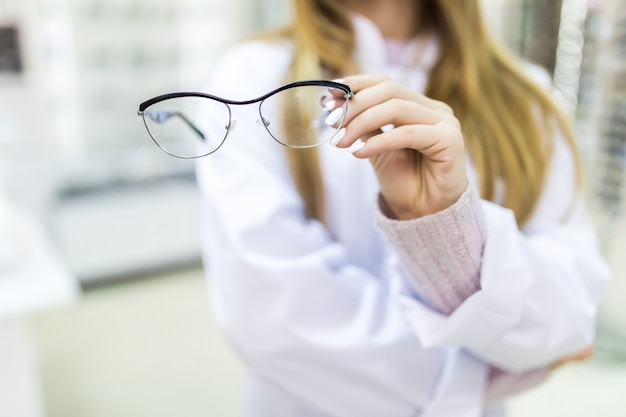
381 185 468 220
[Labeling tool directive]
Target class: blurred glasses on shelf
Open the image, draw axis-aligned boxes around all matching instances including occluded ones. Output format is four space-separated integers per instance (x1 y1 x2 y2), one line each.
137 80 353 159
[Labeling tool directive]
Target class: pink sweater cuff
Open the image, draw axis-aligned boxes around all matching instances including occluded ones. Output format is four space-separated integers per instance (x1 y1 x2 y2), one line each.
375 186 486 315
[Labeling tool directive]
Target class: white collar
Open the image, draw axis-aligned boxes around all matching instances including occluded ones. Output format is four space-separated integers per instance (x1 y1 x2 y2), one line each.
351 13 439 90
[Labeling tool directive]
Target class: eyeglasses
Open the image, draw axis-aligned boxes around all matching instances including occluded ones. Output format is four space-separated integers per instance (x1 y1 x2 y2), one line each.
137 80 354 159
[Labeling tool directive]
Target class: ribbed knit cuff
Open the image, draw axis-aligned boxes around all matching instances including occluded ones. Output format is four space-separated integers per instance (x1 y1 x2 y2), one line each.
375 186 487 315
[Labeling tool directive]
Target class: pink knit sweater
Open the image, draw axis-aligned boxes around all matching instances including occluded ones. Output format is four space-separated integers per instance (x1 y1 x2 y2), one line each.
375 185 550 406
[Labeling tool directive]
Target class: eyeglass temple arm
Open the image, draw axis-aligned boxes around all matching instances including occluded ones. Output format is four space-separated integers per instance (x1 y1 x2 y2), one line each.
139 110 206 141
173 112 205 141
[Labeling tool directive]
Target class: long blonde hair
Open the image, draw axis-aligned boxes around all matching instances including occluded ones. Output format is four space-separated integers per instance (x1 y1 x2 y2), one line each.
274 0 581 226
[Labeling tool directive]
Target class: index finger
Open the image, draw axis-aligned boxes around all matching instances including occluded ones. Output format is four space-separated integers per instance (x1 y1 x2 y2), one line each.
339 74 452 113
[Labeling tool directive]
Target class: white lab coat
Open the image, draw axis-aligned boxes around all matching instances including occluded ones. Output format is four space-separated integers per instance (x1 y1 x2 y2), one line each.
196 14 610 417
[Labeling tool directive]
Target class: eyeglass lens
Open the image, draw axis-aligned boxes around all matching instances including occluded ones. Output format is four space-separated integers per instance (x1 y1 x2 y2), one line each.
259 85 349 148
141 84 348 158
142 96 231 158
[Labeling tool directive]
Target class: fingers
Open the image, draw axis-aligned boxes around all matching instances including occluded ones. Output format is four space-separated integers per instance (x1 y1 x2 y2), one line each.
324 74 462 162
341 74 453 115
347 123 464 161
340 98 442 141
549 346 595 370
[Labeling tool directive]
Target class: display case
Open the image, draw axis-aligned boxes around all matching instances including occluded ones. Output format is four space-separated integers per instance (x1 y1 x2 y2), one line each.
578 0 626 361
0 0 257 283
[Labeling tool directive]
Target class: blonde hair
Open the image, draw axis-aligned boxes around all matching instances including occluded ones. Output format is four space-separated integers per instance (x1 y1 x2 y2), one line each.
273 0 582 226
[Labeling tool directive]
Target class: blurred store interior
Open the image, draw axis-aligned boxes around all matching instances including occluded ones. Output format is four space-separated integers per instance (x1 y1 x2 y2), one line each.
0 0 625 416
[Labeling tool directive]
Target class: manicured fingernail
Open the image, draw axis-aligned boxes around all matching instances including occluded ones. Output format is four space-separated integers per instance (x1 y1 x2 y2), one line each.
347 139 366 154
332 78 344 84
380 123 395 133
325 107 344 126
329 127 346 146
320 96 336 110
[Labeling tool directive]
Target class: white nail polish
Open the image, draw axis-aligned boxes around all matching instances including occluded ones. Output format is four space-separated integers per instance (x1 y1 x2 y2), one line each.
332 78 344 84
325 107 344 126
329 128 346 146
347 139 366 154
380 124 395 133
320 97 336 111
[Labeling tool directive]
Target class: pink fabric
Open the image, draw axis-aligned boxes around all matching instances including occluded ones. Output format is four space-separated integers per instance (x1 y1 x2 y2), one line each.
375 185 550 403
375 185 485 315
485 367 551 406
384 39 412 66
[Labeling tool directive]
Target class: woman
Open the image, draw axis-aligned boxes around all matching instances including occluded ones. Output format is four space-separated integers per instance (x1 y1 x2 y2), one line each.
196 1 610 416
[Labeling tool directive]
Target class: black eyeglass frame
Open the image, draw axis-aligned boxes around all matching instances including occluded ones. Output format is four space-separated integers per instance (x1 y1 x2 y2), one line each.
137 80 354 159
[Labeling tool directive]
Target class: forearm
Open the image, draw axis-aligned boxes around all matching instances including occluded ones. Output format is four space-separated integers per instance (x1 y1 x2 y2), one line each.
375 185 486 314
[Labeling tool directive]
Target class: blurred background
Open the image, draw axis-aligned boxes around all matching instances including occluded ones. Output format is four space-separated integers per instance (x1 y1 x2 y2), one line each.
0 0 625 416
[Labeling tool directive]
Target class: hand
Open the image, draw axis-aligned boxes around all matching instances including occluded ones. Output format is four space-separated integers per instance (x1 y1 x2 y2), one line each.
331 75 468 219
549 346 594 370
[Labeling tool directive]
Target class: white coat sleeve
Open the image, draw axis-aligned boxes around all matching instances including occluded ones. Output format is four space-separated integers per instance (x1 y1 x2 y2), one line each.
396 129 611 373
196 42 445 417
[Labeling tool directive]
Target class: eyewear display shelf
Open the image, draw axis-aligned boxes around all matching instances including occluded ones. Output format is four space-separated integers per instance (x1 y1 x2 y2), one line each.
18 0 248 284
578 0 626 361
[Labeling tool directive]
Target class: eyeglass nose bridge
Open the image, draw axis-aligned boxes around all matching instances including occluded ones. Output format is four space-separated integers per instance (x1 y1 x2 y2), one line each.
221 108 268 139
